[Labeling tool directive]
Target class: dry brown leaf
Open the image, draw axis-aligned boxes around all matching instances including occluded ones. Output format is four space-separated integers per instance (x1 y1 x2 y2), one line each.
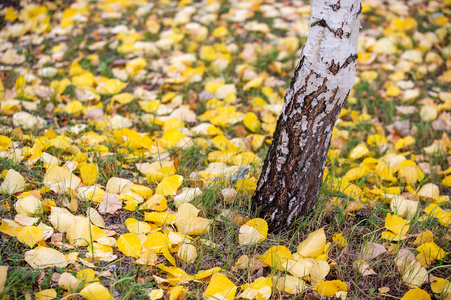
360 242 387 260
98 192 122 214
354 259 377 276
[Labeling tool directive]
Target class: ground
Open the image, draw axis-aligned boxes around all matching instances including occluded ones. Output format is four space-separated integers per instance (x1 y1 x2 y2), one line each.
0 0 450 299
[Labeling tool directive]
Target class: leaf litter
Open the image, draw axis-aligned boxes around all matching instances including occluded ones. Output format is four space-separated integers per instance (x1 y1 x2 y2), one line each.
0 0 450 299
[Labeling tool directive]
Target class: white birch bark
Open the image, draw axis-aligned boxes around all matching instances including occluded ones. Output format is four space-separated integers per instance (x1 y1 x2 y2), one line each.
252 0 361 232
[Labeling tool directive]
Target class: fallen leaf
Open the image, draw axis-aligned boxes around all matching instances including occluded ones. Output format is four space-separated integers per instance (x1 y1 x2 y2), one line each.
401 288 431 300
360 242 387 260
297 228 326 258
204 273 237 300
116 233 143 258
354 259 377 276
98 192 122 214
1 169 25 194
25 247 68 269
79 282 115 300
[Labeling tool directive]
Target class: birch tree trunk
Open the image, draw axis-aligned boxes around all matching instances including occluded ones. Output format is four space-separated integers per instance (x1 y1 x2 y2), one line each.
252 0 361 232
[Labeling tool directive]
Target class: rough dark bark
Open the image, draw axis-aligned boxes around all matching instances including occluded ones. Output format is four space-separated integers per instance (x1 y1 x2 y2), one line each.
252 0 362 232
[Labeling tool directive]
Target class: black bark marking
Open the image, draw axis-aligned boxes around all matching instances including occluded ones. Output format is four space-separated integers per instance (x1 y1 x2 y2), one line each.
311 19 347 38
328 54 358 75
329 59 340 75
342 53 358 69
289 56 305 90
331 0 341 11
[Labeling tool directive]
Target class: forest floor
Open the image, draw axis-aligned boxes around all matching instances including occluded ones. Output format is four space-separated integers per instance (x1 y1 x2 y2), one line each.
0 0 450 299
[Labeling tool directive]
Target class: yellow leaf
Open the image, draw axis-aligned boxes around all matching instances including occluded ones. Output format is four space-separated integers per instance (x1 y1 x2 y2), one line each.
24 247 68 269
418 183 439 202
116 233 142 258
287 258 314 277
43 166 81 193
15 195 43 216
442 175 451 187
402 261 428 288
48 207 76 232
0 265 7 292
390 196 418 219
193 267 222 280
236 178 257 194
386 86 401 97
1 169 25 194
175 203 210 235
395 136 415 150
80 164 99 186
112 93 134 105
431 278 450 294
399 166 418 185
148 289 164 299
58 272 79 291
238 218 268 245
125 57 146 78
343 167 367 182
423 203 442 218
16 226 44 248
158 265 190 281
310 260 330 285
410 230 434 246
204 273 237 300
348 144 369 160
258 246 292 269
64 101 84 115
145 212 176 226
297 228 326 258
125 218 152 235
4 7 18 22
130 184 153 199
211 135 238 151
0 219 24 237
315 280 348 297
243 77 264 90
140 194 168 211
35 289 57 300
143 232 170 253
170 285 184 300
96 78 127 94
332 233 347 248
238 225 264 246
66 218 106 246
161 129 186 148
139 100 160 113
0 135 12 151
401 288 431 300
212 26 229 38
437 211 451 227
177 243 197 264
156 175 183 196
382 213 410 241
174 188 202 207
105 177 133 194
416 242 447 261
238 277 272 300
161 92 177 103
50 135 71 150
80 283 115 300
181 217 211 235
243 112 261 133
420 106 438 122
273 275 306 295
